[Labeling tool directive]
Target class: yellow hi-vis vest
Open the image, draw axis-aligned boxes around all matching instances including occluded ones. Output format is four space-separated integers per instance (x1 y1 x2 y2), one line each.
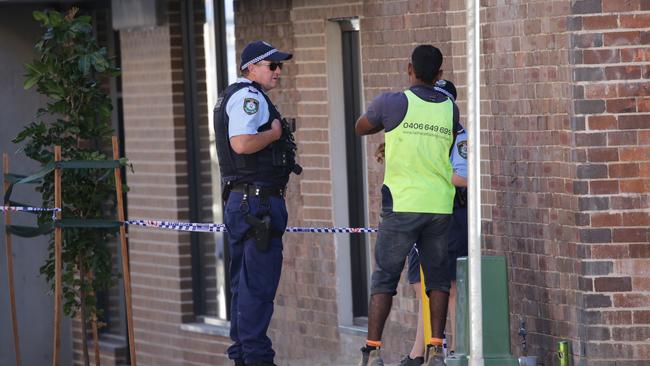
383 90 455 213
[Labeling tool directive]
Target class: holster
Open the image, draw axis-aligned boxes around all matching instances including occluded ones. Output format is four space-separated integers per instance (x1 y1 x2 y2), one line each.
221 181 233 202
244 213 272 252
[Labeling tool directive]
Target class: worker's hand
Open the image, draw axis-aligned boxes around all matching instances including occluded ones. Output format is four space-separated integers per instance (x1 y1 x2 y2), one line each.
375 143 385 163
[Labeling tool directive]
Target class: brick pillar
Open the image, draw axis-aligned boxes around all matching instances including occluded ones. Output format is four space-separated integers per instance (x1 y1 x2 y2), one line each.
571 0 650 364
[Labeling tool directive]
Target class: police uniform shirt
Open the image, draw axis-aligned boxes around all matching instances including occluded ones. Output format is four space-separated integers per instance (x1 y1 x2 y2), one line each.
451 128 468 179
226 77 270 138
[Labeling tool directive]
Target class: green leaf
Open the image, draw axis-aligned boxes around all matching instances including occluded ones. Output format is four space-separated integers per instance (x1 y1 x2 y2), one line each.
24 62 43 76
34 40 45 51
13 129 31 143
70 21 92 34
24 75 39 90
77 15 92 24
78 55 91 75
49 11 63 27
33 11 48 25
97 104 112 120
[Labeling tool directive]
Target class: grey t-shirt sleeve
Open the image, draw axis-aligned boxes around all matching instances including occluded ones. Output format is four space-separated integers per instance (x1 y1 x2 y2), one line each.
365 92 408 132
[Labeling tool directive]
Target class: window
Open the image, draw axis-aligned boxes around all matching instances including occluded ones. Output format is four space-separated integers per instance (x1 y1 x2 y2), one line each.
192 0 236 322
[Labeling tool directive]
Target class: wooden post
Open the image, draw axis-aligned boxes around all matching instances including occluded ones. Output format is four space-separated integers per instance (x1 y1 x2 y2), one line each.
53 146 62 366
91 311 101 366
112 136 137 365
87 270 101 366
3 153 22 366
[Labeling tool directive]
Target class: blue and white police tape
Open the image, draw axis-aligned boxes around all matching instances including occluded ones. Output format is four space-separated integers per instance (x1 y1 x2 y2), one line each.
126 219 225 232
1 205 378 234
1 205 61 213
125 219 378 234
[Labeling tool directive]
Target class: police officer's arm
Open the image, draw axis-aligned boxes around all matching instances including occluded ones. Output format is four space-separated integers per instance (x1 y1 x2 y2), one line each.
230 119 282 154
452 174 467 187
227 89 280 154
451 129 468 187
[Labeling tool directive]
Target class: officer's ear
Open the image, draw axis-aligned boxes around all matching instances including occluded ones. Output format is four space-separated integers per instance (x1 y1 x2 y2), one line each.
245 63 256 76
407 62 413 77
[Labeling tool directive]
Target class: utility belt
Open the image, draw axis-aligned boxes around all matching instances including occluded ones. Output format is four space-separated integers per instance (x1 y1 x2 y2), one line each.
223 182 284 252
229 183 285 198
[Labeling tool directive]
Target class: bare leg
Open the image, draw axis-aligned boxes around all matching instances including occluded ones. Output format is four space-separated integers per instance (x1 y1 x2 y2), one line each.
448 281 457 351
428 290 449 339
367 293 393 342
409 283 425 358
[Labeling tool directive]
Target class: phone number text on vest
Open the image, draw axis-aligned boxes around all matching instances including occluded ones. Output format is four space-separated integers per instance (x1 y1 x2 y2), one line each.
402 122 452 136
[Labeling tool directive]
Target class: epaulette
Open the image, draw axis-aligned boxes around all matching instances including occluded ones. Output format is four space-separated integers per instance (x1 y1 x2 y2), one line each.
247 85 259 94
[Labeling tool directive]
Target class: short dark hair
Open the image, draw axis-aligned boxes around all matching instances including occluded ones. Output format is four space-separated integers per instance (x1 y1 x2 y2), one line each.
411 45 443 83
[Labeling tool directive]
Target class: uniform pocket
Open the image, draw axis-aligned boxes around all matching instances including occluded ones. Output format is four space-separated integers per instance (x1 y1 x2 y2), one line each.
224 194 252 243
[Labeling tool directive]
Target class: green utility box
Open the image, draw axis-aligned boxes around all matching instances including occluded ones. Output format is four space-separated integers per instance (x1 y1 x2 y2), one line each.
446 256 518 366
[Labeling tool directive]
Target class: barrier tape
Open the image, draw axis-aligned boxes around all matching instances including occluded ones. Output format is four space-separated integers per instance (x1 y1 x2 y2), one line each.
1 206 378 234
1 205 61 213
125 219 377 233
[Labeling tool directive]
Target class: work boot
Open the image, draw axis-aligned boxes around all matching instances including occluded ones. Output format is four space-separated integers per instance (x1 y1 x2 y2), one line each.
425 345 445 366
399 355 424 365
359 346 384 366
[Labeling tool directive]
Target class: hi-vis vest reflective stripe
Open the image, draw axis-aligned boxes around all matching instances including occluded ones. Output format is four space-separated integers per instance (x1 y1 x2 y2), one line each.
383 90 455 213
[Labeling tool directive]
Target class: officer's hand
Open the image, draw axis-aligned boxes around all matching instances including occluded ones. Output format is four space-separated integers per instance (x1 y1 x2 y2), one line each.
270 119 282 141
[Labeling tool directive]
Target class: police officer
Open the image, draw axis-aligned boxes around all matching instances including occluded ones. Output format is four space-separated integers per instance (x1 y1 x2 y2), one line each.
213 40 300 366
355 45 463 366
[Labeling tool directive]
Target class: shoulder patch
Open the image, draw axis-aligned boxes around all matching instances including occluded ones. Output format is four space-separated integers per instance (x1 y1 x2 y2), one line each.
243 98 259 115
457 140 468 159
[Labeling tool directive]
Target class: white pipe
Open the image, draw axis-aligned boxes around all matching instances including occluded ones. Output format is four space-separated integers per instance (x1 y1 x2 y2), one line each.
466 0 484 365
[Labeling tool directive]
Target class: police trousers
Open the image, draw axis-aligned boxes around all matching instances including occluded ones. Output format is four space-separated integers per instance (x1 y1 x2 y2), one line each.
225 191 288 364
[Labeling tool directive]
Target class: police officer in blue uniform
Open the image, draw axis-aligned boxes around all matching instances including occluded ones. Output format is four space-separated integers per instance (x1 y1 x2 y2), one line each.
214 40 301 366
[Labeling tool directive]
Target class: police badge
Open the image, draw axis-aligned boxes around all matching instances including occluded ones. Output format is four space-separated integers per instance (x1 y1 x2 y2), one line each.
243 98 259 115
458 140 468 159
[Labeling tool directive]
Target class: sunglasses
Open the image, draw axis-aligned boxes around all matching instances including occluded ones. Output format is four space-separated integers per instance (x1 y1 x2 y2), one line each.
257 62 283 71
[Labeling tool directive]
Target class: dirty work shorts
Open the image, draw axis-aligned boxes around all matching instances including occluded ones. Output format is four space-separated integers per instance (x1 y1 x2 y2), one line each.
407 206 468 284
370 208 452 296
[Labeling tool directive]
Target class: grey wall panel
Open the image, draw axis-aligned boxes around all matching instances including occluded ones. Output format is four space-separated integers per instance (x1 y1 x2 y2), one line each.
0 5 72 366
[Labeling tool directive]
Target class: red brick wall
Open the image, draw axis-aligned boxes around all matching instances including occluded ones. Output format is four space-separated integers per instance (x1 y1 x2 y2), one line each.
477 1 581 364
569 0 650 364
